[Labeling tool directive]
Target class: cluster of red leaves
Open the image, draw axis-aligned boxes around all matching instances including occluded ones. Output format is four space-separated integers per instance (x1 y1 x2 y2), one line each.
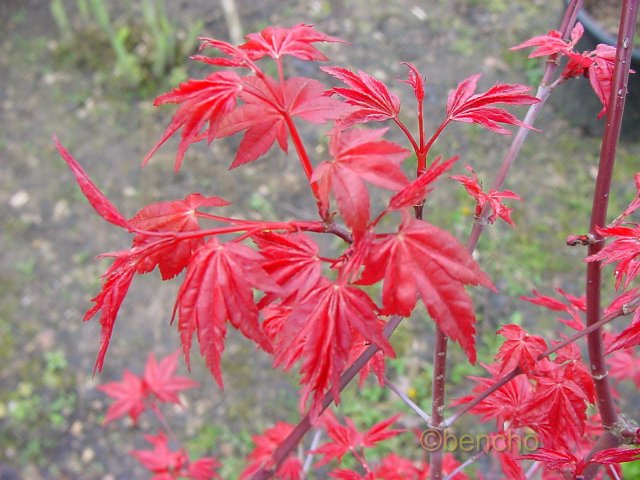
450 165 521 226
131 432 221 480
241 410 468 480
453 274 640 478
99 352 219 479
454 328 640 479
55 20 609 479
56 22 539 422
99 350 198 425
585 175 640 355
511 22 619 118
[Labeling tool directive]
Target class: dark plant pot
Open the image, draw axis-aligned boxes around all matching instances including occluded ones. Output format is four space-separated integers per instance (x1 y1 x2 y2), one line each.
556 3 640 139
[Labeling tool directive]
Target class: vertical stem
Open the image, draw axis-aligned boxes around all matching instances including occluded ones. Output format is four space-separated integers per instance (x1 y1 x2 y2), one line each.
429 4 584 478
283 114 328 219
583 0 638 477
429 328 448 479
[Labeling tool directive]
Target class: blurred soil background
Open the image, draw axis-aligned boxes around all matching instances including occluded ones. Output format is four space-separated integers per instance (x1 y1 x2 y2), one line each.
1 0 639 478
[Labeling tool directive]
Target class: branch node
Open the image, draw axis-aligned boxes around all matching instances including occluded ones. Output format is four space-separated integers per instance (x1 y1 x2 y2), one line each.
566 233 596 246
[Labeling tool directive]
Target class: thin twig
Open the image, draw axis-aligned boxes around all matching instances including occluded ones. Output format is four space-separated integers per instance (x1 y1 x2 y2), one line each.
444 450 486 480
384 378 431 424
302 428 323 474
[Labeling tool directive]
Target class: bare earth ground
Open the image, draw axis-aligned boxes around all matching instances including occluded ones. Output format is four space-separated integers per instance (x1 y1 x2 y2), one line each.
1 0 639 478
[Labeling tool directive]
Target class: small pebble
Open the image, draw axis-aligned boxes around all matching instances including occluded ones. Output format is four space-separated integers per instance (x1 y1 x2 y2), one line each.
9 190 29 208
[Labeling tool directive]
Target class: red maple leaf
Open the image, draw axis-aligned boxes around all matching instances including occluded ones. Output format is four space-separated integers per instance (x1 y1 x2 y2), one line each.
274 279 394 418
321 66 401 128
359 212 494 363
587 224 640 290
240 23 343 61
55 137 130 229
495 324 547 376
520 448 579 475
173 238 280 386
450 164 521 226
130 193 230 280
452 364 533 429
313 410 403 466
215 75 345 167
525 367 589 448
553 343 596 404
387 155 458 211
187 458 222 480
588 44 617 119
131 432 220 480
520 288 586 330
143 351 199 404
98 369 146 425
143 71 243 170
373 454 425 480
605 309 640 353
311 128 409 234
445 74 539 134
130 432 188 479
253 230 324 301
590 447 640 465
608 347 640 388
241 422 302 480
85 250 140 373
510 23 583 58
401 62 425 102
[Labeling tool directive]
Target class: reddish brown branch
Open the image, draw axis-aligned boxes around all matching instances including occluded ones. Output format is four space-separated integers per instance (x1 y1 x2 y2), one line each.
583 0 639 477
251 316 403 480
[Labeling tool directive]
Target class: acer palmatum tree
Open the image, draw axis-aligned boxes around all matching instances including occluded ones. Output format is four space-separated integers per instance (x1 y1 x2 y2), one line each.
55 1 640 478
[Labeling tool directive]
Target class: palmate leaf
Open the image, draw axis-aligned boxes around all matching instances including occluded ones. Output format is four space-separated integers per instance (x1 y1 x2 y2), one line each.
509 23 584 58
359 212 494 363
450 164 521 226
274 279 394 419
446 74 539 134
216 75 345 168
311 128 410 235
130 193 230 280
240 23 344 61
143 71 243 170
253 231 324 301
524 368 589 449
452 364 533 429
401 62 425 102
312 410 403 466
495 324 547 376
173 238 281 387
241 422 302 480
587 224 640 290
143 351 199 404
321 66 401 128
98 369 146 425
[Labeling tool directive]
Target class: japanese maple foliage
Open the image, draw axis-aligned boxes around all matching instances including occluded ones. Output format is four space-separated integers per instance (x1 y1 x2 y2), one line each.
58 20 528 418
99 351 198 425
57 3 640 478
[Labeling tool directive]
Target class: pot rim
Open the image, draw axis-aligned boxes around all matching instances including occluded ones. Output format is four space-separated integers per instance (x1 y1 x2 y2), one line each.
575 3 640 63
